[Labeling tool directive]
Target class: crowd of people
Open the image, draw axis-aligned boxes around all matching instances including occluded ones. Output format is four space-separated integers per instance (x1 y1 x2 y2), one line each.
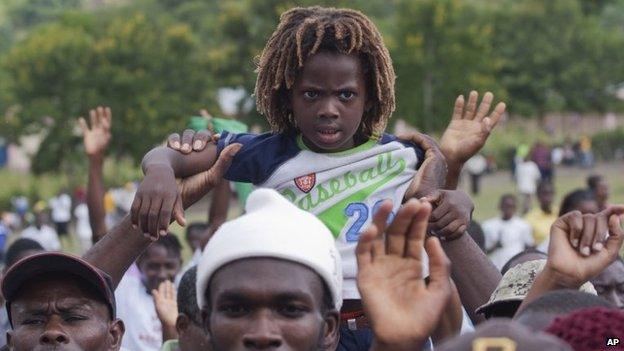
0 6 623 351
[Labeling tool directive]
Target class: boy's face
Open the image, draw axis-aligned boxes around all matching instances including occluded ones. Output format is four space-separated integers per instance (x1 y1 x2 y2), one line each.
592 260 624 309
291 51 368 153
204 258 339 351
137 245 181 292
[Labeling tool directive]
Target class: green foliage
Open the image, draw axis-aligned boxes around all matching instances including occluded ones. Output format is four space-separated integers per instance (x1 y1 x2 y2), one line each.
592 128 624 161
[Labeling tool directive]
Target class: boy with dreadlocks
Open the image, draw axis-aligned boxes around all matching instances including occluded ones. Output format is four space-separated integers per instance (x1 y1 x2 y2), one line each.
133 6 503 349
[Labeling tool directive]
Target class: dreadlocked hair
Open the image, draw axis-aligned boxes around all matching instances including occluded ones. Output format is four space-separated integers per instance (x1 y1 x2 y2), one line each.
255 6 395 139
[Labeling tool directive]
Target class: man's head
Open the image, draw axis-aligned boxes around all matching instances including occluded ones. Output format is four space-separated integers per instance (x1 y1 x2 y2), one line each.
197 189 342 351
176 266 209 351
544 307 624 350
2 252 124 351
587 174 609 208
515 290 614 331
477 260 597 319
591 258 624 309
536 181 555 213
4 238 44 272
559 189 598 216
499 194 517 220
500 249 548 276
185 223 208 253
137 234 182 292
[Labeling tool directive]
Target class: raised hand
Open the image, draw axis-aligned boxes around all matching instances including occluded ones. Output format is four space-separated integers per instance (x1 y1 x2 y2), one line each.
131 143 241 239
357 199 452 351
152 280 179 331
439 91 506 167
545 206 624 289
398 132 448 199
78 106 112 157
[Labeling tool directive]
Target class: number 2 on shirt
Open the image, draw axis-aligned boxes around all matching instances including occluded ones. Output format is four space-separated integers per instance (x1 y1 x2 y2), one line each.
344 200 395 242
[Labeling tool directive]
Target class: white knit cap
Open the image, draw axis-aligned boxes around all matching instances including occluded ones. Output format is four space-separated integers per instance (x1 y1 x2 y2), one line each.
196 188 343 310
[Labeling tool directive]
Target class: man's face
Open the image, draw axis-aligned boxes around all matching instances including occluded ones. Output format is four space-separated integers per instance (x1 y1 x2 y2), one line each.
591 260 624 309
7 275 123 351
291 51 368 153
137 245 181 292
500 197 516 220
595 180 610 203
204 258 339 351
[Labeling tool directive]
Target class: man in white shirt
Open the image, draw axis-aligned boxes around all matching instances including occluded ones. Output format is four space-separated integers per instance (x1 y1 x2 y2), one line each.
48 190 72 237
116 234 182 351
21 211 61 251
515 157 541 214
482 194 534 270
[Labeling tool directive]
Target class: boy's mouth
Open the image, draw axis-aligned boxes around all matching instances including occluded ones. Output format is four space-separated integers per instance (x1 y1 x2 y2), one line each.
315 127 342 145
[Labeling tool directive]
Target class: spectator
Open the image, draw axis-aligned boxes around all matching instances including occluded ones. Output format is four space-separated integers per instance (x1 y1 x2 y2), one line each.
587 174 610 211
182 222 208 272
467 220 486 253
0 238 45 346
591 258 624 309
544 307 624 351
74 193 92 252
531 141 553 182
156 267 209 351
437 319 571 351
195 189 342 350
515 156 541 214
515 290 614 331
525 181 557 246
116 235 182 351
464 154 487 195
48 189 72 238
475 259 596 319
1 252 124 350
579 135 593 168
482 194 534 270
20 210 60 251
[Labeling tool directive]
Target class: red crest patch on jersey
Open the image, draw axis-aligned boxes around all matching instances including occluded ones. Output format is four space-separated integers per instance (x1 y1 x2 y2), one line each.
294 173 316 193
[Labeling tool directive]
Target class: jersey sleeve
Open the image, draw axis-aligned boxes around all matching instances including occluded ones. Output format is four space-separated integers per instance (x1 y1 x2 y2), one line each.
216 131 300 185
380 133 426 169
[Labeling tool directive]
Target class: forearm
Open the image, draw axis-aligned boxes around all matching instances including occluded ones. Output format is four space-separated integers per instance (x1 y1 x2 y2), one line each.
444 162 462 190
202 179 231 247
83 215 151 288
431 280 462 344
141 144 218 178
87 154 108 242
441 233 501 324
162 324 178 342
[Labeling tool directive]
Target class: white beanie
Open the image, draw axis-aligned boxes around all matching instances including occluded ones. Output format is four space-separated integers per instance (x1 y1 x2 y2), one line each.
196 188 343 310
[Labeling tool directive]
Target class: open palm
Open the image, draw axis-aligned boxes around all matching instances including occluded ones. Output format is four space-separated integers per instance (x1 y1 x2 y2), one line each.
440 91 506 165
79 106 112 156
357 200 451 349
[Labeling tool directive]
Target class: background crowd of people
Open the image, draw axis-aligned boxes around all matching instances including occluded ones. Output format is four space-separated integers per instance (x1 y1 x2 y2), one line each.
0 5 623 351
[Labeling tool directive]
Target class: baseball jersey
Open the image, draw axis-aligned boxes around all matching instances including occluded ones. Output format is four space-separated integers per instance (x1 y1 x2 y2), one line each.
217 132 425 298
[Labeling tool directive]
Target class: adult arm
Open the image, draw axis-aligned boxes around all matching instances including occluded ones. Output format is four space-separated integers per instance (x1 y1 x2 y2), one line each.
86 144 241 287
441 233 501 324
203 179 231 248
78 107 112 242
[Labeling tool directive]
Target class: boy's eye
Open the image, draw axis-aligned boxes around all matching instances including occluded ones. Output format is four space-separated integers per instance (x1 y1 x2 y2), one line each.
65 315 87 323
303 91 319 99
22 319 44 326
338 91 355 100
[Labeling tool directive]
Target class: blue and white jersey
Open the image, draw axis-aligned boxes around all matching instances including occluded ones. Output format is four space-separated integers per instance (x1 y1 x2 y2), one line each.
217 132 425 298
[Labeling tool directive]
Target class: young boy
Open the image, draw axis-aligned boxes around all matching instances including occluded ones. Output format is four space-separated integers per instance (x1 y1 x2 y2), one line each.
132 6 503 347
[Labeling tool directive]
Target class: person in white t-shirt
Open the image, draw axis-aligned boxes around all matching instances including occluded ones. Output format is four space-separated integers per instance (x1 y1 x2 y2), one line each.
74 201 92 252
20 211 61 251
515 156 541 214
116 234 182 351
482 194 534 270
48 190 72 237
